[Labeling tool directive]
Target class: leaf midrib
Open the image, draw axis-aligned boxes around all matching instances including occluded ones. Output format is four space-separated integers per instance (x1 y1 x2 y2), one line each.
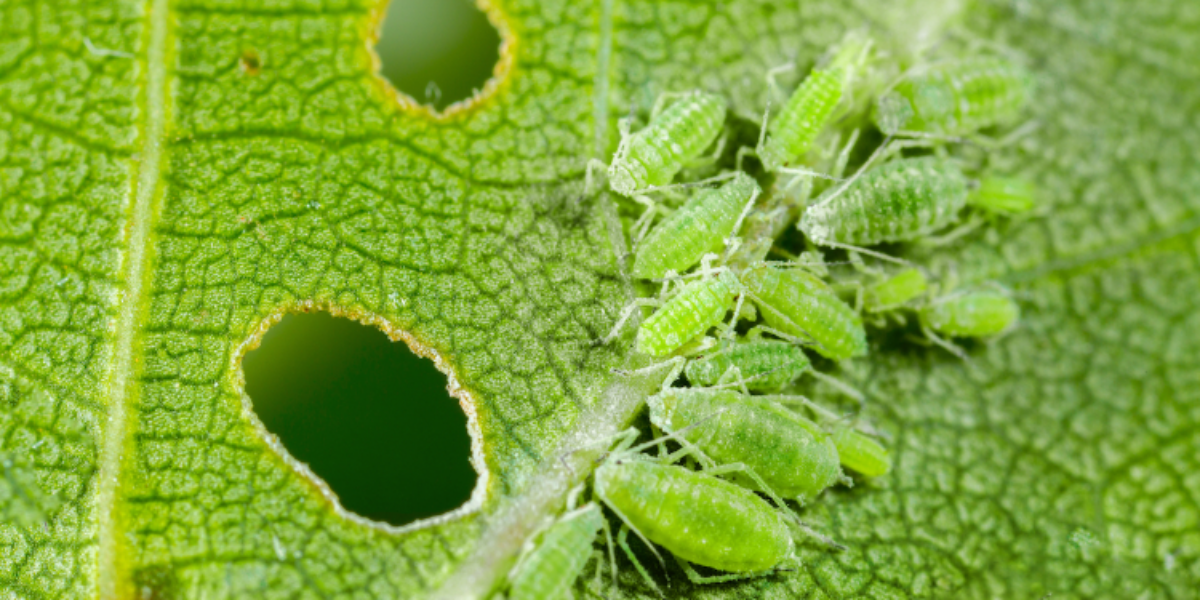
96 0 172 597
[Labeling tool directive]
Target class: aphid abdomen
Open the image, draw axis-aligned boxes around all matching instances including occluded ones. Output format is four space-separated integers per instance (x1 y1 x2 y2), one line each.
608 92 727 195
875 58 1031 135
632 173 761 279
509 504 605 600
866 268 928 313
759 68 844 171
919 289 1019 338
636 272 737 357
970 176 1036 214
800 156 969 245
831 429 891 478
649 389 842 501
741 264 867 360
595 460 791 572
685 340 811 392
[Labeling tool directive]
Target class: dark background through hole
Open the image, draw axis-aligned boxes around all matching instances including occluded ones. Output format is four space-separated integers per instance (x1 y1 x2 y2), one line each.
242 312 477 526
375 0 501 111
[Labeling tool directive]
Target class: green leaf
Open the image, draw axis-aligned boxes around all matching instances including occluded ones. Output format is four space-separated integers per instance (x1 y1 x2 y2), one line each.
0 0 1196 598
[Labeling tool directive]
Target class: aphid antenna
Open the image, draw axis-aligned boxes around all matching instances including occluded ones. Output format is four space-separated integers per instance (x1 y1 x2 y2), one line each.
832 128 862 180
648 89 701 120
809 134 896 210
622 407 732 458
760 393 847 423
637 171 739 195
764 62 797 103
673 554 773 585
819 241 913 267
808 369 867 406
596 297 662 346
720 188 764 264
917 214 985 247
739 299 832 355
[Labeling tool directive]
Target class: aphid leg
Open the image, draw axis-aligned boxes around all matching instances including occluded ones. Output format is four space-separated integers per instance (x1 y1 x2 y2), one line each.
700 461 790 512
683 133 728 170
720 188 763 263
785 519 848 551
716 365 753 395
675 555 768 585
761 394 847 423
611 356 687 394
585 158 609 194
832 129 861 180
764 62 796 103
638 171 737 195
808 369 866 407
648 90 697 120
820 241 912 267
597 298 661 346
918 214 985 246
599 516 619 591
616 525 665 596
919 323 971 362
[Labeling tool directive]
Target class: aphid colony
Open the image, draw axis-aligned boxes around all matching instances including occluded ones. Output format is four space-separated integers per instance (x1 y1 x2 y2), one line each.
501 31 1035 598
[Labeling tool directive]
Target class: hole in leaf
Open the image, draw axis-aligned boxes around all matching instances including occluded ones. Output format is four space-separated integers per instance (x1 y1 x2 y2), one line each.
242 312 476 526
375 0 501 111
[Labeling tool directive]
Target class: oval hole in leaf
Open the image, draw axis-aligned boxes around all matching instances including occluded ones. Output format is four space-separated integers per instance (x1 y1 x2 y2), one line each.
375 0 501 111
242 312 476 526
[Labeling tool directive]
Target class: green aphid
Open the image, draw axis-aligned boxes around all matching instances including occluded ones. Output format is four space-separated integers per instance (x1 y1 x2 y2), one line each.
636 270 740 358
800 156 969 247
594 451 794 586
685 339 811 393
865 268 928 313
831 428 891 478
740 263 867 360
758 32 872 171
919 288 1019 339
608 91 727 195
970 176 1036 214
507 502 607 600
632 172 761 280
874 57 1032 137
647 388 844 503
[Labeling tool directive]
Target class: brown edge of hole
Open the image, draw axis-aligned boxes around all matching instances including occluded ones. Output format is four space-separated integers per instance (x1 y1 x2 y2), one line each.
231 300 492 535
365 0 516 121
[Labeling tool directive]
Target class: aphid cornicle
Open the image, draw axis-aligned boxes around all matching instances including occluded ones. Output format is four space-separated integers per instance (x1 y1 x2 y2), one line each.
758 32 871 171
830 428 891 478
507 503 606 600
865 267 928 313
874 57 1032 137
918 288 1019 339
608 91 727 195
636 270 740 358
647 388 844 503
684 339 812 393
632 173 761 280
970 176 1036 214
595 457 793 576
800 156 969 247
740 263 867 360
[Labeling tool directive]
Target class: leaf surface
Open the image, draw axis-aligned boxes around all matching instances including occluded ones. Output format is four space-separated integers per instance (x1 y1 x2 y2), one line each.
0 0 1197 598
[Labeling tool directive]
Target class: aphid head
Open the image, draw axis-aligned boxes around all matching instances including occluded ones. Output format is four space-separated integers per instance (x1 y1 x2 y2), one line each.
607 160 645 196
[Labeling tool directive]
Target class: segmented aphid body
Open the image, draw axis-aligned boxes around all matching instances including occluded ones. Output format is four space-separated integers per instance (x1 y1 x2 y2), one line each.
800 156 969 246
740 264 867 360
874 57 1031 136
636 270 740 358
508 503 605 600
648 389 843 502
594 459 793 573
632 173 761 279
608 92 727 195
919 289 1019 338
865 268 928 313
684 339 812 392
970 176 1036 214
830 428 891 478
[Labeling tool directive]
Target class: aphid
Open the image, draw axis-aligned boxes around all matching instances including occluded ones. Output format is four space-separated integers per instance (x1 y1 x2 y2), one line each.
685 339 812 393
594 432 797 588
830 428 891 478
740 263 867 360
758 32 872 171
507 501 609 600
864 267 928 314
969 176 1036 214
608 91 727 196
632 172 761 280
918 288 1019 339
874 57 1032 137
635 270 741 358
800 156 969 249
647 388 844 503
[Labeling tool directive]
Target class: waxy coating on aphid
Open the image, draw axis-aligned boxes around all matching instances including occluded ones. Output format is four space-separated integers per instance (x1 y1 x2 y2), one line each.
970 176 1036 214
919 289 1019 338
608 91 727 195
801 156 969 246
831 428 891 478
874 57 1032 136
594 459 793 573
740 264 867 360
648 389 843 502
508 503 605 600
685 339 812 392
632 173 760 279
865 268 928 313
636 270 739 358
758 33 872 171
